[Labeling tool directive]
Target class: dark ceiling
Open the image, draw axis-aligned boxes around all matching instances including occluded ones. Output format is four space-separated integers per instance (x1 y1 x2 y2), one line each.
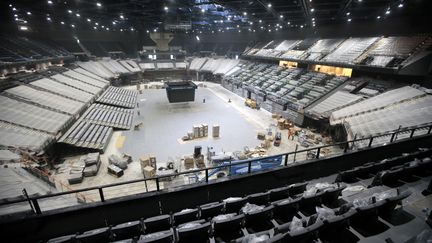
2 0 431 34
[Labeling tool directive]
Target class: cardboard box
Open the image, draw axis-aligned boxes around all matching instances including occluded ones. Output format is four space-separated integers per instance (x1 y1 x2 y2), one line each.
184 156 194 169
202 124 208 137
194 155 205 169
139 155 151 167
212 124 220 138
143 166 155 178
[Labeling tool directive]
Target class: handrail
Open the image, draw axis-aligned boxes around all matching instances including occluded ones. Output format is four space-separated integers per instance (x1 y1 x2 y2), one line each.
1 122 431 213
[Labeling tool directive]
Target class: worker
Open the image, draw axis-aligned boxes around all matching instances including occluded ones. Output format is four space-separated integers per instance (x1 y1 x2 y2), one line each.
288 129 292 140
203 98 206 103
137 102 139 107
137 110 140 116
228 98 231 103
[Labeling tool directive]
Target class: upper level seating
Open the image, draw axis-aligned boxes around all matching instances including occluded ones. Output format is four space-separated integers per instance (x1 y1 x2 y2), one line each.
280 38 317 60
362 36 429 67
322 37 379 64
0 36 72 63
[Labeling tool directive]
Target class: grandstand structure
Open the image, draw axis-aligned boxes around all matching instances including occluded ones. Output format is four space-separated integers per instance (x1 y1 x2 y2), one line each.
0 0 431 242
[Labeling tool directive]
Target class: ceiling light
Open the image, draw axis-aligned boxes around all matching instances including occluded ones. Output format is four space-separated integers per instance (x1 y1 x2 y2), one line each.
61 21 65 25
47 0 53 4
120 15 124 19
95 22 99 26
267 3 272 8
27 12 31 15
14 14 17 17
243 12 247 16
68 10 72 14
310 8 314 12
12 8 17 11
71 24 75 28
280 15 283 18
201 9 205 13
19 26 29 31
106 27 109 30
385 10 390 15
196 35 200 41
112 21 116 25
346 12 350 16
76 13 80 17
87 18 91 22
347 18 352 22
398 3 403 8
47 17 51 21
377 16 381 19
259 19 262 23
93 26 97 30
164 6 168 11
146 30 149 33
96 2 102 7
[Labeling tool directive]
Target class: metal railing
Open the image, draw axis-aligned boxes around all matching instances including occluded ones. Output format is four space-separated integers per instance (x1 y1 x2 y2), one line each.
1 123 431 215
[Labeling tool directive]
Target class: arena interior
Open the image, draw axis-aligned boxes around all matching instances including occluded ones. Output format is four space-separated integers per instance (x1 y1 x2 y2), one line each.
0 0 432 242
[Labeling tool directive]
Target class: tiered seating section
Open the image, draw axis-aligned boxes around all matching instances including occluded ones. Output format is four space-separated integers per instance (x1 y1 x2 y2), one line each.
330 86 432 139
77 59 142 79
0 61 139 152
0 36 72 64
137 61 187 71
220 60 349 113
243 35 432 68
47 148 432 243
96 86 138 109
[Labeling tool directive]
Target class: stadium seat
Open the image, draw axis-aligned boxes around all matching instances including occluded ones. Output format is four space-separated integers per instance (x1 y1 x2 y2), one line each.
377 190 412 217
199 202 224 220
111 220 143 241
247 191 270 206
172 208 199 226
143 215 172 234
244 205 275 233
75 227 111 242
212 214 245 242
224 197 248 214
299 190 325 215
321 184 346 207
47 234 77 243
268 186 290 202
176 220 211 243
288 182 308 196
138 229 174 243
272 197 301 224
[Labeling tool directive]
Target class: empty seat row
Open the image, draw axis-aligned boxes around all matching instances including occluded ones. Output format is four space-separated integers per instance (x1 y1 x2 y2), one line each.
336 148 432 183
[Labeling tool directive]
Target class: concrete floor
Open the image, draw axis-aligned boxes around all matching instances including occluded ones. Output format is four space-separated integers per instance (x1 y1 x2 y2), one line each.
121 82 269 164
